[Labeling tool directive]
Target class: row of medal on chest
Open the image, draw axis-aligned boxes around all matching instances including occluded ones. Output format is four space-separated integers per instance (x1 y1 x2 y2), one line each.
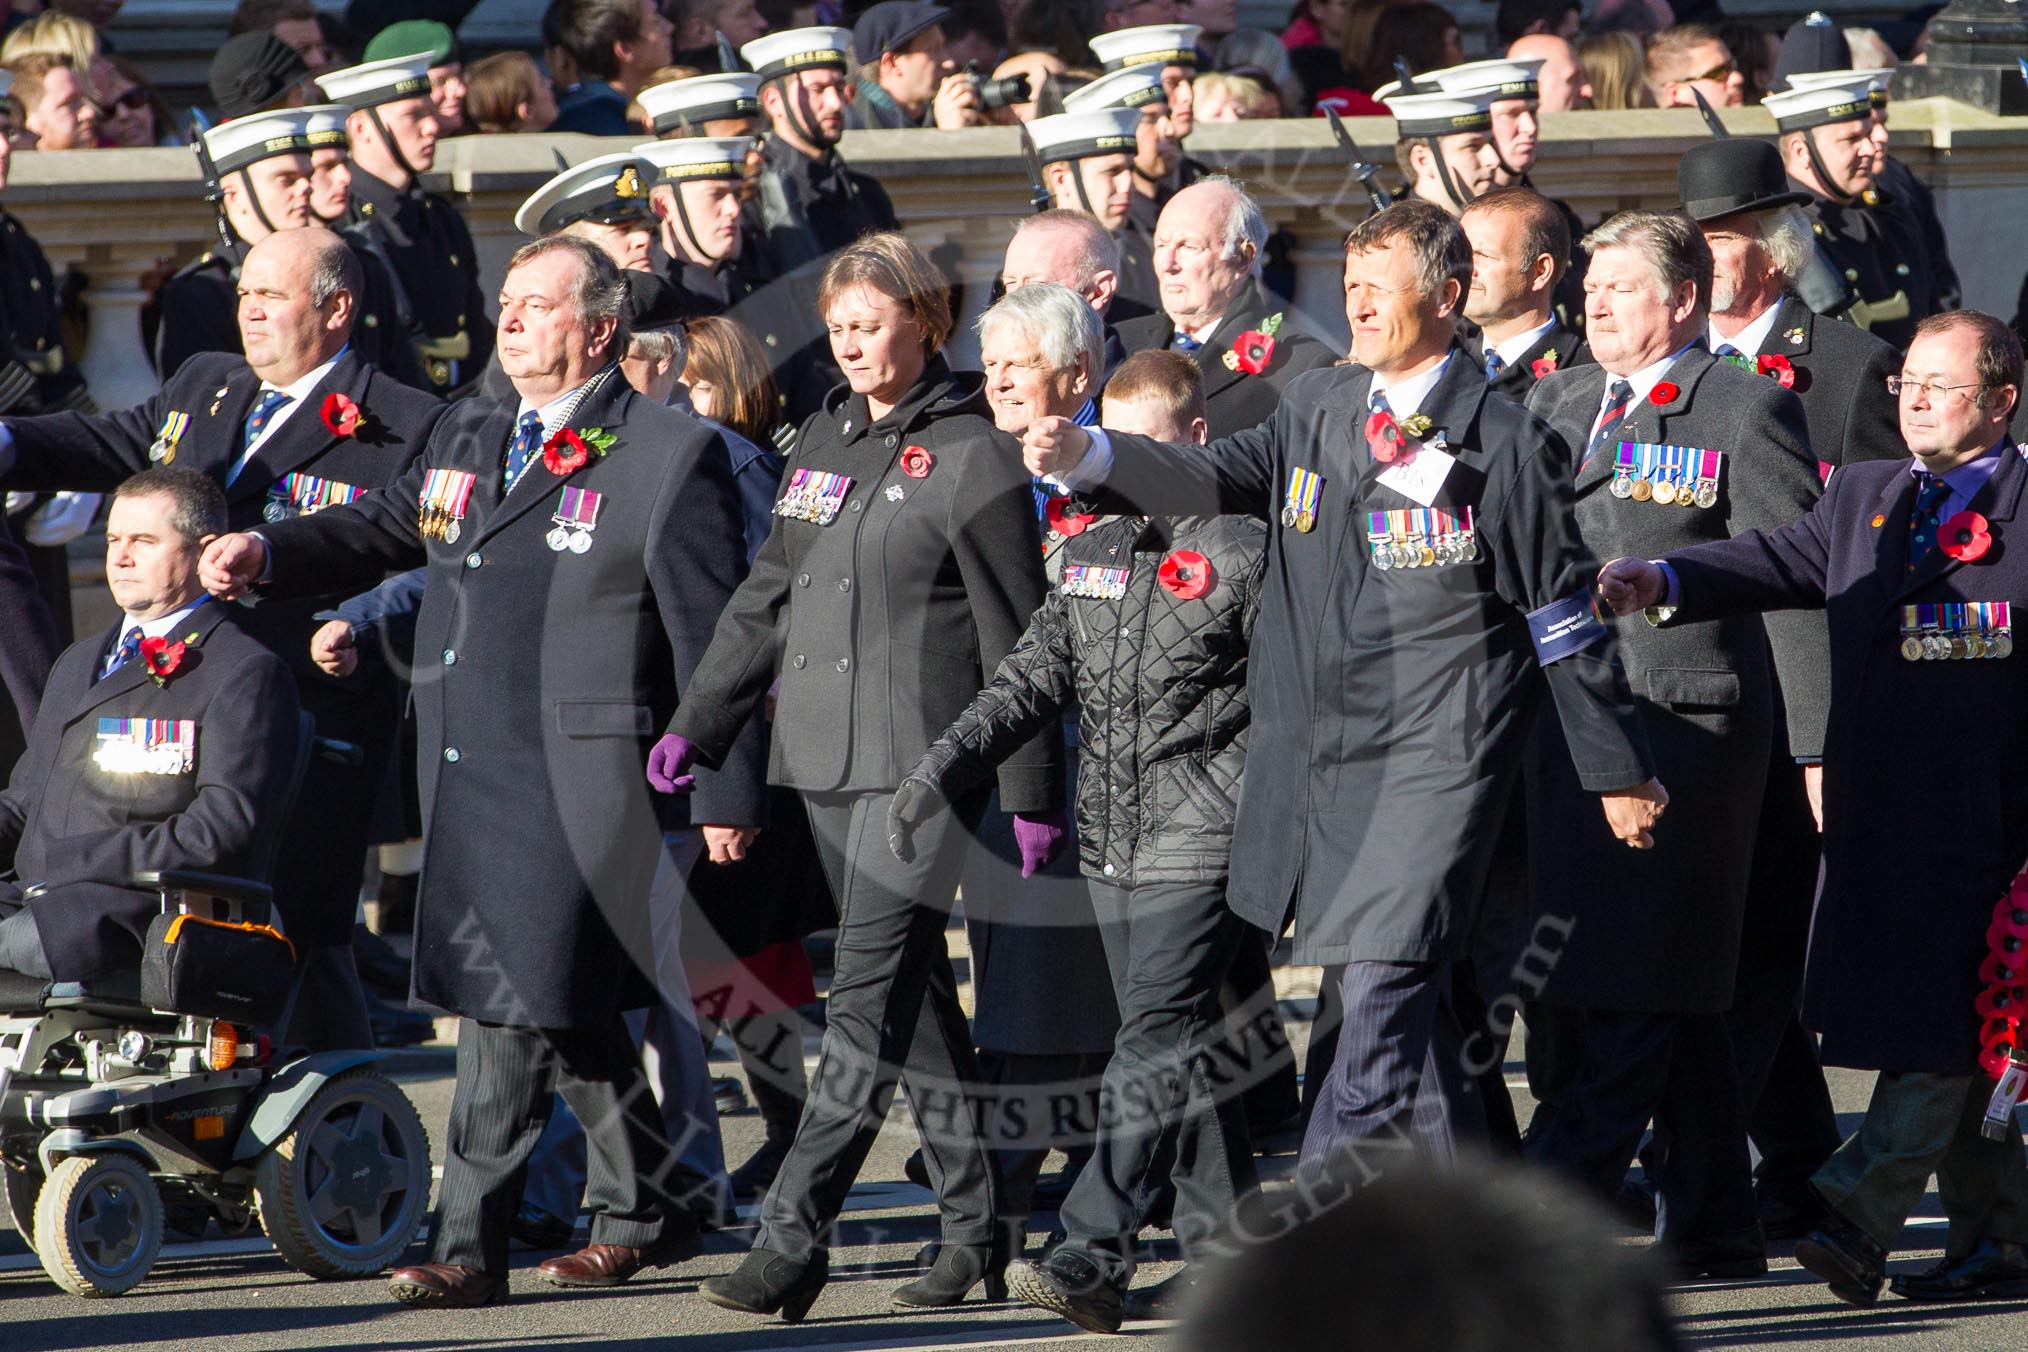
1901 603 2015 661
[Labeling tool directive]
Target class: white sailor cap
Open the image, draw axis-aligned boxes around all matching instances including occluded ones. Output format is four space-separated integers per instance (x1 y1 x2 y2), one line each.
1062 64 1169 113
1763 79 1875 133
1785 67 1893 108
1088 24 1203 72
514 152 657 236
202 107 313 176
740 27 852 83
1026 107 1142 165
636 136 757 183
637 72 762 135
1376 84 1496 137
300 103 350 150
316 52 433 110
1423 57 1545 101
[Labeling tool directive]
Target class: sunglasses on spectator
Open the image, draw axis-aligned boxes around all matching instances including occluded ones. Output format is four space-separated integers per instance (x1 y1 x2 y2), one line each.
1684 60 1735 83
95 88 150 114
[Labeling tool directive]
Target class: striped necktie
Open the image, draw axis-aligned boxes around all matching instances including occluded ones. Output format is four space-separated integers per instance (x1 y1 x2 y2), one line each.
1585 379 1635 469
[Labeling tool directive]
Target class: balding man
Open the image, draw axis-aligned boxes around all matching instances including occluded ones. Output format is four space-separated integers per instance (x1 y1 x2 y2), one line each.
1112 176 1334 438
0 226 446 1051
1508 33 1590 110
1001 210 1146 378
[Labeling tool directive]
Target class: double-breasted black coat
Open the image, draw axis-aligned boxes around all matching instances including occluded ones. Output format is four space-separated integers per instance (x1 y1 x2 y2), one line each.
1663 443 2028 1072
1112 280 1340 440
1526 348 1828 1012
1082 350 1653 965
0 349 443 950
256 370 767 1030
0 604 300 979
675 356 1063 810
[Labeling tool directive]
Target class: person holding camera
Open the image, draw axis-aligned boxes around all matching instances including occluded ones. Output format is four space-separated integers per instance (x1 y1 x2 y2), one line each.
847 1 986 129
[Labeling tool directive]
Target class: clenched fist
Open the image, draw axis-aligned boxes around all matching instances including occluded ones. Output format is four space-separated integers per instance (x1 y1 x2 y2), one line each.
1021 416 1092 479
310 619 359 677
1597 557 1666 616
1600 777 1669 849
200 531 270 600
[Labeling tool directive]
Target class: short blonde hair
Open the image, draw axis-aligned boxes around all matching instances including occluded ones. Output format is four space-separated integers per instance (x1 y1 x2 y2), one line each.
1 11 97 70
817 232 953 354
1102 349 1205 429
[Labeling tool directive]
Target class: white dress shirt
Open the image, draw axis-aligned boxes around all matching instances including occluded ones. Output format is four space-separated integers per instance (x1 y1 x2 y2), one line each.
229 350 345 480
1708 303 1783 359
1488 317 1557 373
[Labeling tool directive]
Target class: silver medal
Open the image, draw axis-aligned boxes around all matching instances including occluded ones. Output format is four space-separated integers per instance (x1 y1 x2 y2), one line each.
547 526 571 552
568 529 593 555
443 519 461 544
263 498 289 524
1610 474 1634 499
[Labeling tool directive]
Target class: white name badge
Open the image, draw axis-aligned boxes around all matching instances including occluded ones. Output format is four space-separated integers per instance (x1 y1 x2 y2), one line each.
93 718 196 775
1376 446 1456 507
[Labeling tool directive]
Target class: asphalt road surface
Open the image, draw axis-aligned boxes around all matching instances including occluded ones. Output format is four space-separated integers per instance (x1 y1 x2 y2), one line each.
4 960 2027 1351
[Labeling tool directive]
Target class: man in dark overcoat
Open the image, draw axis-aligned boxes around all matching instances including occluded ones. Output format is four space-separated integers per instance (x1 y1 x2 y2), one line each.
1602 311 2028 1308
200 235 767 1308
0 227 443 1049
1109 179 1337 441
1022 200 1663 1181
1523 209 1827 1275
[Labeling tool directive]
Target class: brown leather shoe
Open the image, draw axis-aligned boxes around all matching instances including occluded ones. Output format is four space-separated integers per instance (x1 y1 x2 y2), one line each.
388 1262 507 1307
537 1232 703 1288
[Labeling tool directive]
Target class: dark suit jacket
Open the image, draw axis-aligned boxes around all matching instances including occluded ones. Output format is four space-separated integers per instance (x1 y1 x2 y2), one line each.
1466 317 1588 403
1662 444 2028 1072
1083 350 1653 965
676 356 1063 812
0 603 299 979
1112 280 1340 440
1526 348 1827 1012
1732 294 1902 471
258 369 766 1028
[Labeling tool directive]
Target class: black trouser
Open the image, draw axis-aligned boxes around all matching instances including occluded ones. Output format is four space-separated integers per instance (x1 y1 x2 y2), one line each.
1056 880 1255 1287
433 1016 680 1274
1729 927 1842 1209
977 1049 1106 1241
757 789 996 1258
1525 1007 1758 1248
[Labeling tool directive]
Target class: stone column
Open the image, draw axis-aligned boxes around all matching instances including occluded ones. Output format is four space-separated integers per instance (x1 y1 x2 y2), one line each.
75 242 170 409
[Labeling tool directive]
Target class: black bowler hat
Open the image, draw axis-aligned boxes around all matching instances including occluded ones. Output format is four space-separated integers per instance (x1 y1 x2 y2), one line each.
1677 138 1814 221
626 272 686 333
852 1 950 65
209 32 312 120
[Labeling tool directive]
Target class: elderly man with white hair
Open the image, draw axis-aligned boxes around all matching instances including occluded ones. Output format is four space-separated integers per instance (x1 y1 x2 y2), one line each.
1112 175 1334 438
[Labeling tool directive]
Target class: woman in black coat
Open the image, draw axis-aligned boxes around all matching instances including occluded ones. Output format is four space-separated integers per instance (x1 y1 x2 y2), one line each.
655 233 1066 1321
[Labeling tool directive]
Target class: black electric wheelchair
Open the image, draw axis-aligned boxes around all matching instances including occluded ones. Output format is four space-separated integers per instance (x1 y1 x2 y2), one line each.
0 716 432 1296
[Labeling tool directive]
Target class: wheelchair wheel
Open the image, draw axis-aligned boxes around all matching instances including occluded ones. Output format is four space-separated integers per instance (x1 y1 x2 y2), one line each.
255 1066 431 1280
34 1153 163 1296
2 1145 42 1244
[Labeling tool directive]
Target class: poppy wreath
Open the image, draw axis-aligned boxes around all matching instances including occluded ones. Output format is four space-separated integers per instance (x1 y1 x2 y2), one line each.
544 425 618 475
1223 312 1285 376
1941 510 1993 564
1045 495 1096 538
138 635 189 688
1979 868 2028 1078
319 391 364 437
1158 549 1213 599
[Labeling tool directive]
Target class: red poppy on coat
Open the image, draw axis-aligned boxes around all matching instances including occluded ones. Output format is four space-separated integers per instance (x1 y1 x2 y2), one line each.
1941 510 1992 563
138 636 186 686
1755 354 1796 388
1157 549 1214 599
1648 381 1679 406
320 391 362 437
900 445 935 478
1365 410 1405 463
1530 355 1558 379
543 427 591 475
1045 496 1094 537
1230 330 1276 376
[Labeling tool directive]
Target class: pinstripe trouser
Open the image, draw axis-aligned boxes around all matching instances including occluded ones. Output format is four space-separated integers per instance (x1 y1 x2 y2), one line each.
431 1015 681 1274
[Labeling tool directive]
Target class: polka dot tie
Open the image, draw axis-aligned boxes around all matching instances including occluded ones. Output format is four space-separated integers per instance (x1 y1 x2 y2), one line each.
1907 471 1951 571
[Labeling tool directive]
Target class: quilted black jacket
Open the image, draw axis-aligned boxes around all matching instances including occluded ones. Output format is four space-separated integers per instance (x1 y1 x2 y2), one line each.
910 513 1265 886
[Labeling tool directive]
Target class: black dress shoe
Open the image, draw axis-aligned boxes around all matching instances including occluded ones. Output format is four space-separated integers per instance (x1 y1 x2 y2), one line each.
1669 1237 1769 1281
903 1148 931 1190
1616 1177 1659 1231
700 1247 828 1323
713 1076 751 1114
509 1203 576 1251
1007 1252 1124 1335
352 924 412 999
1758 1191 1828 1241
892 1240 1008 1307
1890 1237 2028 1302
1794 1213 1889 1307
1123 1266 1200 1319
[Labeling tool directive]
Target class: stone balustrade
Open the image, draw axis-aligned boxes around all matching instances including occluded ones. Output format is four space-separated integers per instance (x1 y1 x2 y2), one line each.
5 98 2022 399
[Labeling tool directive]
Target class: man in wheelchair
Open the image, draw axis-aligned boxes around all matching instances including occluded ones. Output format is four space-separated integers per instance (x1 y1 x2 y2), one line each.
0 467 299 982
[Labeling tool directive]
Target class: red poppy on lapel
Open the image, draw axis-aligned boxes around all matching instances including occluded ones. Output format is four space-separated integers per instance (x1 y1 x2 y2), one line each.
543 428 591 474
1941 511 1992 563
1158 549 1213 599
138 636 187 687
900 445 934 478
1755 354 1796 388
320 392 362 437
1228 329 1276 375
1045 496 1095 537
1648 381 1679 406
1530 352 1559 379
1366 410 1405 463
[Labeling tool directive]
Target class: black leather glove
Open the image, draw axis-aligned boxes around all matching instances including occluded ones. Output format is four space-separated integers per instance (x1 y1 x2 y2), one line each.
887 777 946 863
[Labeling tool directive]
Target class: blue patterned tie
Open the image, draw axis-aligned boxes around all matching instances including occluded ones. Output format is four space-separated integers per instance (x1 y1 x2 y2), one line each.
1907 471 1952 571
1485 350 1505 381
1171 331 1201 353
102 625 142 680
231 388 291 484
503 410 544 490
1714 343 1742 358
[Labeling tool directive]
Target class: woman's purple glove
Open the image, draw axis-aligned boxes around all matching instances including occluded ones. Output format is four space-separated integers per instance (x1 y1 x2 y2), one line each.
1012 810 1069 878
646 734 701 793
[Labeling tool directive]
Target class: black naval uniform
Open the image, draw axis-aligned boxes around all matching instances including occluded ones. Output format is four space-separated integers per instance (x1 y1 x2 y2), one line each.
0 349 445 1042
344 167 493 397
0 209 85 415
154 237 428 390
1112 281 1339 440
1115 194 1161 317
673 355 1064 1263
1795 175 1940 351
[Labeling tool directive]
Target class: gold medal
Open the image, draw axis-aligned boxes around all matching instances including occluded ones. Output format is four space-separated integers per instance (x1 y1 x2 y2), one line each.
1296 509 1315 533
1651 479 1677 506
1900 636 1923 661
1418 544 1437 568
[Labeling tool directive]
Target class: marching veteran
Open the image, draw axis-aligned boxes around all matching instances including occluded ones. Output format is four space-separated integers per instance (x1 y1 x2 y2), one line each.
0 468 298 981
1020 201 1662 1301
199 234 766 1308
1600 312 2028 1308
